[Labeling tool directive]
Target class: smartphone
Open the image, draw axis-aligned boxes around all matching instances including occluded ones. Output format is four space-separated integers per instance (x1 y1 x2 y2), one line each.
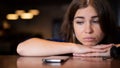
42 56 70 63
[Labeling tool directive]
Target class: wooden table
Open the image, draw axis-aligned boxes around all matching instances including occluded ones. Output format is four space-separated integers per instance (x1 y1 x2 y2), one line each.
0 55 120 68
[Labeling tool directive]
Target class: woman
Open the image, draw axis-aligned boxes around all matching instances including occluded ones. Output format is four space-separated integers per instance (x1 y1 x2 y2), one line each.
17 0 120 57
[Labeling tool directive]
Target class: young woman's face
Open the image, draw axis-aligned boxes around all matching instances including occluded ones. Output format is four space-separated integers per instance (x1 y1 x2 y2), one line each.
73 5 104 46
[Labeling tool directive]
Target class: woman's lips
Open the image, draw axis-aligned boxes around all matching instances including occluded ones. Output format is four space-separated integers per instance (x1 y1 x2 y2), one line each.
83 37 95 42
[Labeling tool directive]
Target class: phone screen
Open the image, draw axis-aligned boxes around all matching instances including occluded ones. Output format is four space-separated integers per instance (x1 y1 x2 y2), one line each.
42 56 70 63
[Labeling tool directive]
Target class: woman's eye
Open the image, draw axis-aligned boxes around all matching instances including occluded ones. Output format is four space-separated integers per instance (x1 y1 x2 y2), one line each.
92 20 99 24
76 21 84 25
93 21 98 23
92 18 99 24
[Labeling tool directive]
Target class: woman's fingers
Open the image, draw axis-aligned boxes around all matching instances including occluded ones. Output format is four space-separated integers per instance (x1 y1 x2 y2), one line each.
89 48 107 53
74 47 107 54
73 44 112 57
73 44 112 54
73 46 109 55
91 44 114 49
73 49 110 57
73 52 110 57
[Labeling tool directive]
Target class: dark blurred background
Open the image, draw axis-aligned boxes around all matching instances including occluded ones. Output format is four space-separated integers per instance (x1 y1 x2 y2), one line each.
0 0 119 55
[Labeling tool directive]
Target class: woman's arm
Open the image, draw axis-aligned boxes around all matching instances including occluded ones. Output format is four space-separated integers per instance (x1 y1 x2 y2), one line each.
17 38 75 56
17 38 111 56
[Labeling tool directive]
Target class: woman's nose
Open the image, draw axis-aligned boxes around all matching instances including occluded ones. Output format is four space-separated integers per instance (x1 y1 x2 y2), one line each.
84 23 93 34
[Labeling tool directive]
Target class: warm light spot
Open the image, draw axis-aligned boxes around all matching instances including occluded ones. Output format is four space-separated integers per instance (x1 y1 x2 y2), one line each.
6 14 18 20
15 10 25 15
29 9 39 15
3 20 10 29
20 13 33 19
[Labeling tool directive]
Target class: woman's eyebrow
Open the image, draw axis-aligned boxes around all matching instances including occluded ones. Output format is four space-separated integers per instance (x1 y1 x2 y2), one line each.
74 16 84 19
74 16 98 19
91 16 98 18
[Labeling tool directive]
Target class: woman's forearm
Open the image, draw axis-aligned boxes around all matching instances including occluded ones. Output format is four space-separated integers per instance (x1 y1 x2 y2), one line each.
16 38 111 57
16 38 75 56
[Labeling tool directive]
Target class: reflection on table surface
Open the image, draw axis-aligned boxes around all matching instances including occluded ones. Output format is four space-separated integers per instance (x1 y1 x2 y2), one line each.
0 55 120 68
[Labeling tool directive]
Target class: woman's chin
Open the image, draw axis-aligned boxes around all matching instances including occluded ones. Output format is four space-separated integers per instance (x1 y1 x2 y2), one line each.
82 42 97 47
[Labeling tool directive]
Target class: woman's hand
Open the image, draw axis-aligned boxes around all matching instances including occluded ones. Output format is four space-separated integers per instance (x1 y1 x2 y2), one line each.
72 44 113 57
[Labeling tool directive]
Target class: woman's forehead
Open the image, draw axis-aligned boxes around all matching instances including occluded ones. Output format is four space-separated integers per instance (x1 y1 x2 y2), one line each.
74 6 97 17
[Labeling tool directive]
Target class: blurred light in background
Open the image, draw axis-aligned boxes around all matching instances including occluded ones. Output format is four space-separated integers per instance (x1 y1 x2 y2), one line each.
15 10 25 15
6 14 19 20
3 20 10 29
29 9 39 15
6 9 39 20
20 13 33 19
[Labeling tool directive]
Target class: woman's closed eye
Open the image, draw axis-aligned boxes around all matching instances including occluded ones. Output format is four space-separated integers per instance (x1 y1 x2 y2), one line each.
92 20 99 23
91 17 99 24
75 21 84 25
